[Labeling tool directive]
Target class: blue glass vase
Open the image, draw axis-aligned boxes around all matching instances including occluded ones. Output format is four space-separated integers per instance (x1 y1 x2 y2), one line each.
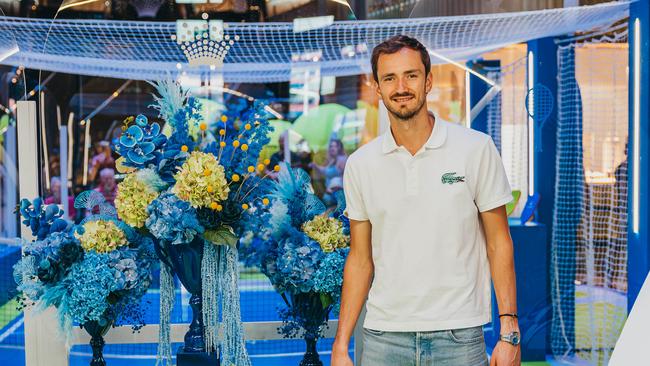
155 237 219 365
285 292 332 366
83 319 113 366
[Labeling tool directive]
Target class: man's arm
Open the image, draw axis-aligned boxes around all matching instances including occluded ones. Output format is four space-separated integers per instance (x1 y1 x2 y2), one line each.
480 205 521 366
332 219 373 362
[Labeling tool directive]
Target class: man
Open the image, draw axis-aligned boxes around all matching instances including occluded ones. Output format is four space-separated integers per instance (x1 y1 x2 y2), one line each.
332 35 521 366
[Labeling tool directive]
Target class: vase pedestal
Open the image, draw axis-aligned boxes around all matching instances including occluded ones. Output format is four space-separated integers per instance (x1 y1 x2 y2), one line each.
299 337 322 366
177 346 220 366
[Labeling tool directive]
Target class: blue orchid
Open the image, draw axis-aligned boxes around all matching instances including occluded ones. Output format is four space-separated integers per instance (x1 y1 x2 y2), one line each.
117 117 165 167
119 125 144 148
19 198 69 240
135 114 148 127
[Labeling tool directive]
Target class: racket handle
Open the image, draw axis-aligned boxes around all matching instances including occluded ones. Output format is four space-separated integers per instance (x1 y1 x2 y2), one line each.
534 123 543 152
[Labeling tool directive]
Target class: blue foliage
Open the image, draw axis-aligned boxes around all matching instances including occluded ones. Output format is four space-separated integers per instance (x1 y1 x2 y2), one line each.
216 100 273 177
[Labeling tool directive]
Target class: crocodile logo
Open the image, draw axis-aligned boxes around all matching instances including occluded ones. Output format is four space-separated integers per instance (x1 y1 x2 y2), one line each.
441 172 465 185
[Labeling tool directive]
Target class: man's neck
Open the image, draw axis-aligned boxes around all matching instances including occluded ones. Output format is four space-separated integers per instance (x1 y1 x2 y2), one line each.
389 108 434 156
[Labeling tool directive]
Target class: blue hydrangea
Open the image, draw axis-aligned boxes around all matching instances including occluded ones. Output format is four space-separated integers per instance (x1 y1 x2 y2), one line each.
63 252 120 324
275 228 324 293
313 248 349 314
146 192 204 245
20 230 83 285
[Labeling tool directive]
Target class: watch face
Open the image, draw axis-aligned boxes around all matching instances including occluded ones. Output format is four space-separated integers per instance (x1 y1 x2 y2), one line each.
512 334 520 345
501 332 521 345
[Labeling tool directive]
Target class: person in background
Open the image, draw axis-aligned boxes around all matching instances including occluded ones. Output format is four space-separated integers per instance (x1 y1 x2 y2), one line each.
44 176 76 220
310 138 348 206
88 141 115 184
267 133 299 179
94 168 118 205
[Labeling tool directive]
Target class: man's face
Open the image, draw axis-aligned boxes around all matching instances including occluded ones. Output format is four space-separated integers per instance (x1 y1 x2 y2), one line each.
375 48 432 121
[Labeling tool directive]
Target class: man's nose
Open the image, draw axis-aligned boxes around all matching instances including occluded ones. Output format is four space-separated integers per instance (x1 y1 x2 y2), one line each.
396 77 409 93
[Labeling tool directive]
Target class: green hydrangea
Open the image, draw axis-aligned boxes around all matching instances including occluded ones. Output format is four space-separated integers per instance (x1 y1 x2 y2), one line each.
172 151 230 208
76 220 127 253
302 215 349 253
115 170 162 228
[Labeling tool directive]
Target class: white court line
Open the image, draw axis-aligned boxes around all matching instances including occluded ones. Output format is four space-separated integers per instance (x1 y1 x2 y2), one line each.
67 349 351 360
0 315 24 343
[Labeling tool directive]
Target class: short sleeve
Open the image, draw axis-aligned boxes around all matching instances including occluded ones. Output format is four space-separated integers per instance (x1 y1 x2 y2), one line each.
474 137 513 212
343 158 369 221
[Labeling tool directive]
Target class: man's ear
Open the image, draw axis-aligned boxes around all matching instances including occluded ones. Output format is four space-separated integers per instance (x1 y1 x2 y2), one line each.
374 79 382 98
425 72 433 93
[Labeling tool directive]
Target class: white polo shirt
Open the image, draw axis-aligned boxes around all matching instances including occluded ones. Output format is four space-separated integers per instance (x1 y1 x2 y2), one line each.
343 117 512 332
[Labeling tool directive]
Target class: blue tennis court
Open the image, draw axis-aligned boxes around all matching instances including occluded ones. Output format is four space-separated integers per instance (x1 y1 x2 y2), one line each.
0 272 350 366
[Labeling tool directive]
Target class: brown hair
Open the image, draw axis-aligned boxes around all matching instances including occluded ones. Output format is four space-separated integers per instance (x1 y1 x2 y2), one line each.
371 35 431 82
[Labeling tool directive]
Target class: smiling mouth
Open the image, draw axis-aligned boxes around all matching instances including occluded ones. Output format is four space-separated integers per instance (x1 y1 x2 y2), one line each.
392 96 414 103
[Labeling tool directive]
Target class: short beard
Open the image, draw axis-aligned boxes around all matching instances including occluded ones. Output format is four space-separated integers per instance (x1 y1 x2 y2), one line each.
385 95 426 121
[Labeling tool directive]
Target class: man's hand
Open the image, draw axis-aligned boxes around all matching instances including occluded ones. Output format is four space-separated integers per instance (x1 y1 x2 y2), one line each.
331 344 354 366
490 341 521 366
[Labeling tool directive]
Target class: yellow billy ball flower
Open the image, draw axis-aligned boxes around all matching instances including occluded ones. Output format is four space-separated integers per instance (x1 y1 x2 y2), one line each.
247 166 255 173
181 145 189 152
219 129 226 136
232 174 240 182
232 140 240 148
242 203 249 210
273 165 281 172
241 144 248 151
199 122 207 131
263 158 271 165
220 141 226 148
244 123 251 130
262 198 270 205
257 163 265 172
221 115 228 122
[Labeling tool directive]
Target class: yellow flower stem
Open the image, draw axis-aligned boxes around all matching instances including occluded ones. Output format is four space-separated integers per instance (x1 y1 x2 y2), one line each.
234 173 252 199
217 129 226 163
239 173 270 202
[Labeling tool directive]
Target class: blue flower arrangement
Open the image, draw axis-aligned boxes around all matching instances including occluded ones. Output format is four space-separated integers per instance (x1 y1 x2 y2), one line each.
110 81 275 365
13 195 155 341
239 165 350 342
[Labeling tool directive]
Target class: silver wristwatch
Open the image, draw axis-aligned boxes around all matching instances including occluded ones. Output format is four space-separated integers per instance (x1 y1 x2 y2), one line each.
499 331 521 346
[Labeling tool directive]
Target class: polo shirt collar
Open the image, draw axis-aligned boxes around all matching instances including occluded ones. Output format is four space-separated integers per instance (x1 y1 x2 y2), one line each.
381 113 448 154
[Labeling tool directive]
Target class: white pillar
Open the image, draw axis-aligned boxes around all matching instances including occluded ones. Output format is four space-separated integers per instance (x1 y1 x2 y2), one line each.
18 101 68 366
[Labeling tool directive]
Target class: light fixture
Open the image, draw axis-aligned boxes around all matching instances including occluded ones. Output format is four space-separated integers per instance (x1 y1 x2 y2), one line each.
633 18 641 234
528 50 535 195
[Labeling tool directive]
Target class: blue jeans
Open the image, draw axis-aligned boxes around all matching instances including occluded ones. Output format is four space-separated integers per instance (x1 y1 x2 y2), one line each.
361 326 489 366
